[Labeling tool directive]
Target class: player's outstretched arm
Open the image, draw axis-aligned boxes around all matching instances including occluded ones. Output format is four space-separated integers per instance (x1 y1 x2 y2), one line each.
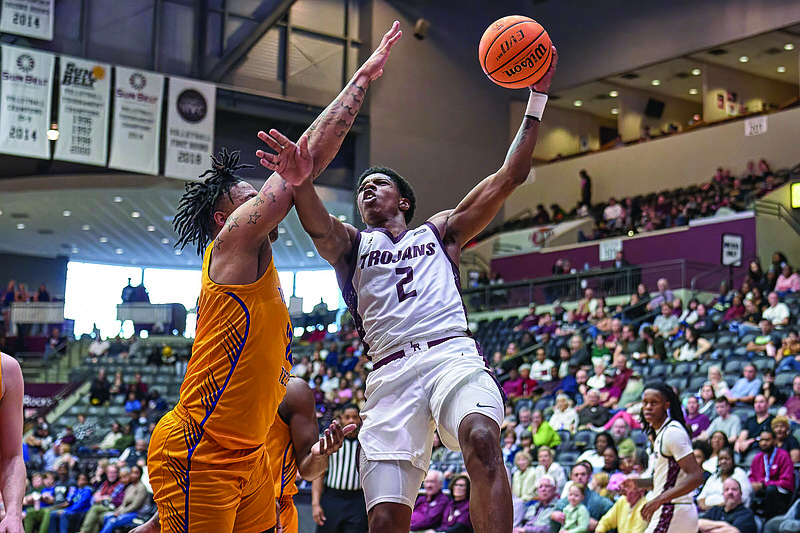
258 130 358 268
435 47 557 250
0 353 25 533
282 377 357 481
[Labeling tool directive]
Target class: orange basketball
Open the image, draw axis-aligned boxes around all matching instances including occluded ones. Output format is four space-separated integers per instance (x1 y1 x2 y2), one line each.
479 15 552 89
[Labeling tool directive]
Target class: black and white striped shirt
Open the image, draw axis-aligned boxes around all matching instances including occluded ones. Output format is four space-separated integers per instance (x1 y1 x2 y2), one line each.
325 437 361 491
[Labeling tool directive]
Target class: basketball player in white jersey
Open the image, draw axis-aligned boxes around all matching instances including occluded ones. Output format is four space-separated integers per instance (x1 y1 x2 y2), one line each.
256 39 558 533
0 352 25 533
624 383 703 533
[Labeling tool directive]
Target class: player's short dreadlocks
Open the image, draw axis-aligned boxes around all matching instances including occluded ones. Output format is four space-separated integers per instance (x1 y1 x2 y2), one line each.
173 148 254 256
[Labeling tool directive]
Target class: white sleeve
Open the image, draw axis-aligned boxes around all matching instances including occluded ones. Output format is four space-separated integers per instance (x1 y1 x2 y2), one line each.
663 424 693 461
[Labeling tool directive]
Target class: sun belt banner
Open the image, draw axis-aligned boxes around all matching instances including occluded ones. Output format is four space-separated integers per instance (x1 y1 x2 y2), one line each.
0 0 54 41
108 66 164 175
54 56 111 166
0 44 54 159
164 76 216 180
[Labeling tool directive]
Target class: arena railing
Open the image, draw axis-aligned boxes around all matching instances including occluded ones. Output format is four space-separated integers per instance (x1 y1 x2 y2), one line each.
463 258 718 312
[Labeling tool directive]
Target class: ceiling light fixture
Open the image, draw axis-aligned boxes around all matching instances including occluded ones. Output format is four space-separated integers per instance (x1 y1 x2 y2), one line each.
115 248 123 254
81 224 90 231
691 68 702 76
62 210 71 217
99 237 109 243
286 240 293 246
146 225 155 232
175 250 182 256
131 211 140 218
611 108 619 115
338 215 348 221
785 43 795 51
16 223 25 230
738 55 749 63
609 91 619 98
689 88 699 95
46 124 59 141
161 238 169 244
651 79 661 86
573 100 583 107
71 247 79 254
113 196 123 203
306 251 315 257
277 227 286 234
777 66 787 73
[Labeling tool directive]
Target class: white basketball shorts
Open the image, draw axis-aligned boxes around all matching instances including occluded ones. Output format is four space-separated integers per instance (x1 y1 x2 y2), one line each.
644 503 698 533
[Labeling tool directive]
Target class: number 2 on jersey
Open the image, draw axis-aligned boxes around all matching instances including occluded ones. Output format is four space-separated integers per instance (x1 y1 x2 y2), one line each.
395 267 417 302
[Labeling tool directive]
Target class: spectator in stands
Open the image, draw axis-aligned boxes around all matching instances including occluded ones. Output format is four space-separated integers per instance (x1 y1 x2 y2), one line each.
530 410 561 450
49 472 92 533
436 475 471 533
776 262 800 293
674 326 712 362
771 415 800 463
594 472 646 533
577 390 611 432
700 432 730 474
72 414 100 450
113 424 134 453
746 320 780 357
513 451 536 502
727 365 762 405
632 327 666 361
698 384 718 421
108 372 124 398
776 331 800 372
96 422 122 452
515 409 534 443
124 392 141 414
97 465 147 533
602 198 624 230
646 279 674 311
410 470 449 532
784 375 800 423
574 289 598 323
735 394 773 456
704 367 730 401
550 394 579 434
22 472 55 533
504 368 524 401
698 397 741 443
502 429 520 468
692 304 717 334
533 204 551 226
607 418 635 458
532 348 556 382
119 439 148 467
579 170 592 208
518 364 539 399
569 336 592 369
600 446 620 475
514 475 559 533
760 370 787 408
599 370 622 409
576 432 613 471
697 447 752 511
43 328 67 361
587 363 607 391
532 447 567 497
89 370 110 406
685 395 711 439
78 465 125 533
589 336 611 367
749 429 794 520
132 372 148 401
551 462 612 532
652 304 679 338
698 478 757 533
763 292 790 327
721 294 746 324
88 337 110 359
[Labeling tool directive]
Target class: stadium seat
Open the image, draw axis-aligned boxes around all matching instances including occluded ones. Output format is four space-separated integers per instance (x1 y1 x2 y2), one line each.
666 376 687 390
688 375 707 392
724 359 746 374
733 408 752 424
631 429 648 447
573 430 596 450
556 450 579 466
751 357 774 372
674 362 695 376
515 399 533 416
776 373 796 388
649 364 669 379
535 397 554 412
698 360 716 375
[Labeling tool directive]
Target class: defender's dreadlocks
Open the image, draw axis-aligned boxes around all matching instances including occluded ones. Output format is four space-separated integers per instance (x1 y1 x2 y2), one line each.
173 148 254 256
639 382 688 440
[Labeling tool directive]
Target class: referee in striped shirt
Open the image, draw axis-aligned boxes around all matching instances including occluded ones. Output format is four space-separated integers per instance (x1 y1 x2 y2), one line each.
312 403 367 533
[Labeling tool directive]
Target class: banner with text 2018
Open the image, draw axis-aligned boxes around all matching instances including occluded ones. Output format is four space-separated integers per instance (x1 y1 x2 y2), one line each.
108 66 164 175
0 0 54 40
0 44 54 159
54 56 111 166
164 76 216 180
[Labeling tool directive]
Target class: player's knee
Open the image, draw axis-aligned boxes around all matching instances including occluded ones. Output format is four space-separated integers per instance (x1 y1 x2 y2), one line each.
460 416 501 469
368 506 406 533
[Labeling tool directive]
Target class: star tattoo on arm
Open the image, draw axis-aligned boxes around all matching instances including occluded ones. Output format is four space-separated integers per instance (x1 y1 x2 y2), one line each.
213 238 223 251
248 212 261 225
226 216 239 232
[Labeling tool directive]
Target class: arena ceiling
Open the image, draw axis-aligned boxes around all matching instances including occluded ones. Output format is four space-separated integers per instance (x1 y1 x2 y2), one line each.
0 174 354 271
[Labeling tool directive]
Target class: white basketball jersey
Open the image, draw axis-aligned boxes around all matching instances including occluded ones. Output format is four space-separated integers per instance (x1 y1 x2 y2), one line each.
647 419 694 504
341 223 469 360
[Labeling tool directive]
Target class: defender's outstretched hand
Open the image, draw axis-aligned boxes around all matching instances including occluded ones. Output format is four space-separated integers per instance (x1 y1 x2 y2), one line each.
358 21 402 81
532 46 558 94
312 420 357 458
256 130 313 186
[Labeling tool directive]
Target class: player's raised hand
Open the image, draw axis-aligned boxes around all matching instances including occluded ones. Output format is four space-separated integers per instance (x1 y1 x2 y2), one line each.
256 129 313 186
357 21 402 81
531 46 557 94
313 420 358 458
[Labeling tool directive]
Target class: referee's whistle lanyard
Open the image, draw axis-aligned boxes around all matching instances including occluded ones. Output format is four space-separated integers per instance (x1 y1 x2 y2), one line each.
764 448 777 483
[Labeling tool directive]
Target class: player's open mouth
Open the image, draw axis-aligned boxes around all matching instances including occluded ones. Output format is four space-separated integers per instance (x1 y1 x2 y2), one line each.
363 192 376 203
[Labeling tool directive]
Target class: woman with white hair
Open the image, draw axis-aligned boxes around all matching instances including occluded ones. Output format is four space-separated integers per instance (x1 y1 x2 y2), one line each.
703 366 730 398
549 394 579 434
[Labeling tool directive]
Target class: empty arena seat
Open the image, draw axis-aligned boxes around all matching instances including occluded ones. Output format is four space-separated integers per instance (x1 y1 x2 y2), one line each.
752 357 774 372
573 430 596 450
688 375 707 392
776 373 796 388
666 376 688 390
724 359 746 374
556 450 579 466
673 362 695 376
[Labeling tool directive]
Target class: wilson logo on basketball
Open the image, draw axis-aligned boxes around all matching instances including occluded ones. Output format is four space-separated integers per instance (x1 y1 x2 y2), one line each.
502 43 547 79
494 30 525 63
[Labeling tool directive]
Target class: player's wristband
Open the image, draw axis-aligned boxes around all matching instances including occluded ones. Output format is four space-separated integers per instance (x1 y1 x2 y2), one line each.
525 92 548 122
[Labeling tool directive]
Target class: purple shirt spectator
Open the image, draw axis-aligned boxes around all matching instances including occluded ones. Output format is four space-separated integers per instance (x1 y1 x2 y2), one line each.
685 412 710 439
503 376 523 398
439 498 471 531
409 492 450 531
749 447 793 492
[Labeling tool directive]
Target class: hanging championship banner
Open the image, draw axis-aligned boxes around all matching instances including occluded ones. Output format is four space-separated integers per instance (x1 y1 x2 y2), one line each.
108 66 164 175
0 0 54 41
0 45 54 159
54 56 111 166
164 77 216 180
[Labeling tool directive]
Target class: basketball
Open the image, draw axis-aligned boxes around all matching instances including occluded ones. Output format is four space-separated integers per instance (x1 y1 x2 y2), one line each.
479 15 552 89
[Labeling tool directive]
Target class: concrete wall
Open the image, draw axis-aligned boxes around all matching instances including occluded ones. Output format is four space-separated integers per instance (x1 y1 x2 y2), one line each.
617 87 702 142
702 64 799 123
506 106 800 216
755 182 800 267
0 253 68 300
